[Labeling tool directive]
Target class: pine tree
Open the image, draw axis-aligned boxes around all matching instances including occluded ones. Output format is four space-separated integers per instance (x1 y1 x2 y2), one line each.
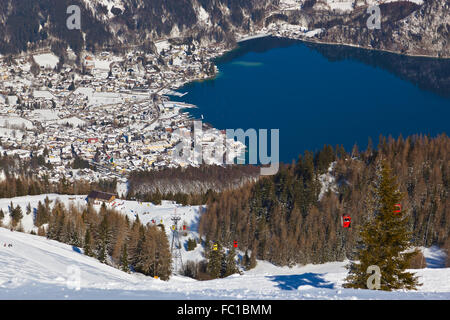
249 250 257 269
10 204 23 227
83 228 93 257
243 249 250 269
49 203 66 242
26 203 31 215
187 238 197 251
37 226 46 236
153 227 172 280
97 215 110 263
97 241 107 263
132 226 146 272
207 242 223 279
343 162 421 291
222 247 239 277
35 201 49 227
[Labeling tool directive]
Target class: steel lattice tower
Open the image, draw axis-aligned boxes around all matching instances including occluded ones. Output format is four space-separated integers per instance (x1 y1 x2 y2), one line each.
170 213 183 273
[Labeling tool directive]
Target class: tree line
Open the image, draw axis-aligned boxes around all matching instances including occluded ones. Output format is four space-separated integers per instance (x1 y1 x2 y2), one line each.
127 164 260 205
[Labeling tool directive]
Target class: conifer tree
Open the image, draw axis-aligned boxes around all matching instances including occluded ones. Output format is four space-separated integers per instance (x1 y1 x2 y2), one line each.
10 204 23 227
97 241 107 263
222 247 239 277
97 215 110 263
187 238 197 251
120 243 129 272
83 228 93 257
249 248 257 270
153 227 172 280
207 242 223 279
344 162 421 291
243 249 250 269
132 226 146 271
37 226 46 236
35 201 49 227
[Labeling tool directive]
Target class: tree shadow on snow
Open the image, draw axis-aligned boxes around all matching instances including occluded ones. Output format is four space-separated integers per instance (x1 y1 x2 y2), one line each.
425 254 447 268
423 246 447 268
268 273 334 291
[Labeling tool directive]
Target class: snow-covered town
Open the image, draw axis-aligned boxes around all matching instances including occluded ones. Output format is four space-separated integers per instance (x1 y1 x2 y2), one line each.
0 0 432 186
0 40 245 184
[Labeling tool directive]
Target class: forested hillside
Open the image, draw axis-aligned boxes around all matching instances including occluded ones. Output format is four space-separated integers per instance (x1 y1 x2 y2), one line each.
199 134 449 267
127 164 260 205
0 153 116 197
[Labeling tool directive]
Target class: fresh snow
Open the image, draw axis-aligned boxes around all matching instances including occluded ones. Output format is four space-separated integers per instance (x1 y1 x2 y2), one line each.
0 115 34 130
28 109 60 122
54 116 86 128
304 28 324 38
318 161 337 200
238 33 271 43
155 40 171 55
197 5 211 26
0 194 449 300
327 1 355 12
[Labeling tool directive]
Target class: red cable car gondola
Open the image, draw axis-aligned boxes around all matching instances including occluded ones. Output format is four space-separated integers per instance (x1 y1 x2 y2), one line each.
342 215 351 228
233 240 238 248
394 204 402 214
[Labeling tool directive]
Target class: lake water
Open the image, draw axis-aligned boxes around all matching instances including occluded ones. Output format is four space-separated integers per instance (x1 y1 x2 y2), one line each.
173 37 450 163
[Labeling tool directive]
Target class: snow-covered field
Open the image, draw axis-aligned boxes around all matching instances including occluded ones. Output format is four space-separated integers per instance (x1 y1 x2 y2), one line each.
0 115 34 130
0 194 449 300
33 53 59 69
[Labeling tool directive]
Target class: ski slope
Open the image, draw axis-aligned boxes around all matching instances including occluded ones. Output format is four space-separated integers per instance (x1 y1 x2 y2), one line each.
0 194 206 264
0 194 449 300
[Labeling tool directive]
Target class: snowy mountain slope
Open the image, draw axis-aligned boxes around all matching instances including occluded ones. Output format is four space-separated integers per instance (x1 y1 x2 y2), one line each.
0 227 202 300
0 194 206 262
1 226 450 300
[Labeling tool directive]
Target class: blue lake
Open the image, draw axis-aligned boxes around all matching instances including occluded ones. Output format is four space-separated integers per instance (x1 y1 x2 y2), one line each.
173 37 450 163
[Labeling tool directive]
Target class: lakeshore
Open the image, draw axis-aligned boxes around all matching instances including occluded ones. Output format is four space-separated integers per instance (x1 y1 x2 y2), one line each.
0 29 449 182
173 36 450 163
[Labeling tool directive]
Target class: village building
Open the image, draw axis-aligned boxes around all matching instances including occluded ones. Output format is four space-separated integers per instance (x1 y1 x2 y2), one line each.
87 190 117 205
